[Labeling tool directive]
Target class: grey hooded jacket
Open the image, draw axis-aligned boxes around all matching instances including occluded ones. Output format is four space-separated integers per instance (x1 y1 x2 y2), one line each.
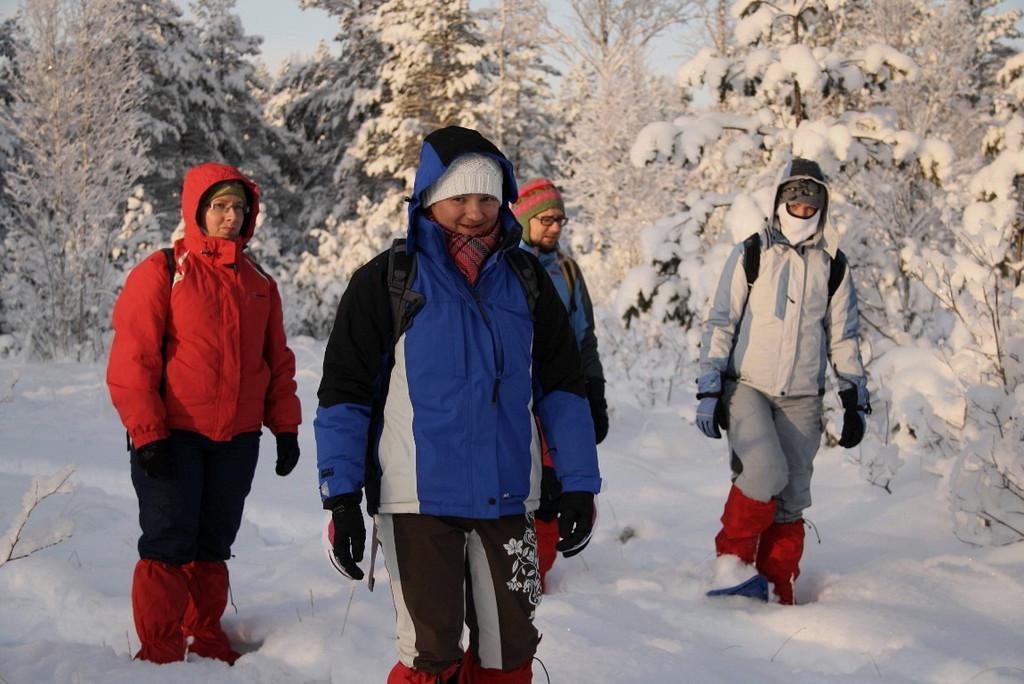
698 159 867 402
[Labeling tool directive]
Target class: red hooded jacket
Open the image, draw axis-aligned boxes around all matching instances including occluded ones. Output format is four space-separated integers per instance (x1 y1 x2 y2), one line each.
107 163 301 447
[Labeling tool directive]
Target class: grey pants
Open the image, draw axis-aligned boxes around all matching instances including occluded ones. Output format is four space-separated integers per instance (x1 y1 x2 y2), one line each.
724 381 823 522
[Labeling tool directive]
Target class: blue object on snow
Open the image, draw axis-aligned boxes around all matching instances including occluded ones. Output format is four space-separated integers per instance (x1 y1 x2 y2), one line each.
706 574 769 601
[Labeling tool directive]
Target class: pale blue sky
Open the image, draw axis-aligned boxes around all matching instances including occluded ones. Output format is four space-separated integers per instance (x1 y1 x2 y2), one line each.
0 0 337 72
0 0 1023 76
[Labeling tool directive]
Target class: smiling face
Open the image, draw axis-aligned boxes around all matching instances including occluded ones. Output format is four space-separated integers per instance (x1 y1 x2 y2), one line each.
426 194 501 236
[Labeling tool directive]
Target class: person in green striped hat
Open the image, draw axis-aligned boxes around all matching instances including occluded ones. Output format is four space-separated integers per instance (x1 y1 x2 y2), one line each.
512 178 608 592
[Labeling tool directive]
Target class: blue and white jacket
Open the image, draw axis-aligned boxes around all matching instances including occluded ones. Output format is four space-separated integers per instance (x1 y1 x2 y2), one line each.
315 127 601 518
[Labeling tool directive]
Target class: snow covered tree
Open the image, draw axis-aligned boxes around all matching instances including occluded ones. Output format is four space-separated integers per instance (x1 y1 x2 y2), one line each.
275 0 492 336
548 0 692 297
110 0 205 271
477 0 561 178
1 0 149 360
188 0 304 264
266 0 395 336
350 0 489 190
900 52 1024 545
833 0 1019 343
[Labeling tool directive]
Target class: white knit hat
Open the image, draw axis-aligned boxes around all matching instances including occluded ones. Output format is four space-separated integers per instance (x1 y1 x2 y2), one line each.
421 154 503 208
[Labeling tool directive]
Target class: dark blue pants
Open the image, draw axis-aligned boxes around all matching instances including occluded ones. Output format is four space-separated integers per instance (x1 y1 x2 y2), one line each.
131 430 259 565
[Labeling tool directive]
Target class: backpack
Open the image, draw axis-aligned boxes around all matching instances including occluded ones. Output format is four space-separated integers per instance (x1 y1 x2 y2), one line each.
558 255 581 315
385 238 542 343
741 233 847 304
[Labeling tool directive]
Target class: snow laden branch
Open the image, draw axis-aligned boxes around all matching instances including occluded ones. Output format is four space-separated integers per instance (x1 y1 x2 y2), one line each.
901 111 1024 546
631 46 952 184
0 466 75 568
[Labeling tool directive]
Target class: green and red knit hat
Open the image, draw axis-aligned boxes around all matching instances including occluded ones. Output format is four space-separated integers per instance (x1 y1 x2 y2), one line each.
512 178 565 237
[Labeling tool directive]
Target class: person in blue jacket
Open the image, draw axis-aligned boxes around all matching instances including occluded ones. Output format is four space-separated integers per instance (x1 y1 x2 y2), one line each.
314 126 601 684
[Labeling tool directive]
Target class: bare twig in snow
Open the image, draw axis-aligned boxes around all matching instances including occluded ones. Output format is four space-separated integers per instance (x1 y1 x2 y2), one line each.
339 583 357 638
0 465 75 568
770 627 805 662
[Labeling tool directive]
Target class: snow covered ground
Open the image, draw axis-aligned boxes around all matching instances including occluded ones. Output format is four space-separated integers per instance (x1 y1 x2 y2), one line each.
1 337 1023 684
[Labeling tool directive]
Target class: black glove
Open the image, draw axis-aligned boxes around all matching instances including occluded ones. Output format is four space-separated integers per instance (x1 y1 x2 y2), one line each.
556 491 595 558
325 492 366 580
586 378 609 444
275 433 300 476
837 388 868 448
136 438 175 481
535 466 562 522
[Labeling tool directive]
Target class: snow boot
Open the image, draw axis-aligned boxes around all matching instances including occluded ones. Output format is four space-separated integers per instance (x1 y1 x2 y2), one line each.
706 574 769 601
386 661 460 683
131 559 189 664
714 484 776 563
534 516 559 592
756 520 805 605
457 650 532 683
181 560 240 664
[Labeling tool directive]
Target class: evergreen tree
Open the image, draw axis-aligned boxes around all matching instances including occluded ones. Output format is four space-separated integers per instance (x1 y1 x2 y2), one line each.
349 0 489 190
277 0 492 336
268 0 389 232
267 0 394 336
189 0 304 262
114 0 206 268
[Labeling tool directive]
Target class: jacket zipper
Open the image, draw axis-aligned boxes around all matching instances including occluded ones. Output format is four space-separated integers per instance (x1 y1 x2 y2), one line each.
470 287 503 405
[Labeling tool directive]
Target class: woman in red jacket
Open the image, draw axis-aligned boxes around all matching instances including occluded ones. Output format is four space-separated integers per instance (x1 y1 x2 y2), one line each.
107 163 302 665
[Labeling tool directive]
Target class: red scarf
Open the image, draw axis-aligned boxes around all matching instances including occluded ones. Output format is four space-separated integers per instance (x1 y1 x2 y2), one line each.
442 222 502 286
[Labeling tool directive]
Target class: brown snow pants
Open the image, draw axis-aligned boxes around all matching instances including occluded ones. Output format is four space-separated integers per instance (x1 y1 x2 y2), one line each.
376 513 541 675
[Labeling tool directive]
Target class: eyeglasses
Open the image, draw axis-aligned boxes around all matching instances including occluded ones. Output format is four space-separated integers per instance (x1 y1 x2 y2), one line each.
206 201 248 216
535 215 569 227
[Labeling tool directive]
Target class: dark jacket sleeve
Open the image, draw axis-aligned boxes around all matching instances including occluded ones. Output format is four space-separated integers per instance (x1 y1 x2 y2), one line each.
314 252 392 501
529 253 601 494
573 262 605 382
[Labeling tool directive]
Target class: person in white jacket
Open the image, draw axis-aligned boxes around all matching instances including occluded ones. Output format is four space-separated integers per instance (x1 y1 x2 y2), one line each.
695 157 870 604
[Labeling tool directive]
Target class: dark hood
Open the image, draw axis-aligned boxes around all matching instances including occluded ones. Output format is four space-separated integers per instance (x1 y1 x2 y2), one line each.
772 157 830 232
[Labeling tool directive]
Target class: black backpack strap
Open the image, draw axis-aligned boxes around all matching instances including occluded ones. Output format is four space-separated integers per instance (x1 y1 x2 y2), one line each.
387 238 425 345
161 247 175 286
742 233 761 289
505 248 541 319
827 249 848 303
558 255 579 315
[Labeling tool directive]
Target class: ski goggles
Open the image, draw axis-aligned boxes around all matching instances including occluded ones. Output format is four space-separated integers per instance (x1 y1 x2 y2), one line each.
779 178 826 209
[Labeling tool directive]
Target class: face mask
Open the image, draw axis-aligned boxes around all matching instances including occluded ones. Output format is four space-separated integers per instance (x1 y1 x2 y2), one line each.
776 205 820 245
